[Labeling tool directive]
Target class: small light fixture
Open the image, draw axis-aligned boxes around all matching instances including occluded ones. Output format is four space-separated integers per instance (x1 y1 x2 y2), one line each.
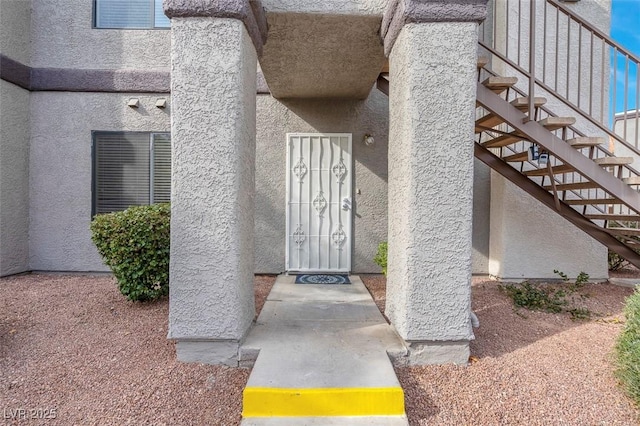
127 98 139 108
155 98 167 108
538 151 549 167
363 134 375 146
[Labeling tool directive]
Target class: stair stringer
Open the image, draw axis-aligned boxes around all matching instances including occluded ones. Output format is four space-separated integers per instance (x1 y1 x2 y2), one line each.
476 82 640 214
475 140 640 270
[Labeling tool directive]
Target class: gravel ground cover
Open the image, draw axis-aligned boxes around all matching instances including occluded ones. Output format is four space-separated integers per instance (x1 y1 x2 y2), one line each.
1 273 639 425
361 274 640 425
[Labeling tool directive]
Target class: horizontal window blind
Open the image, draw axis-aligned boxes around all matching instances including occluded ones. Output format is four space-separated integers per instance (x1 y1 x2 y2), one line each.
154 0 170 28
152 133 171 203
94 132 172 215
95 0 153 28
94 132 151 214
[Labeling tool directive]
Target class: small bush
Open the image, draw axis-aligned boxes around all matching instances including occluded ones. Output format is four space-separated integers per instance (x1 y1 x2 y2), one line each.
500 281 566 313
90 204 170 301
609 250 629 271
500 271 592 320
373 242 388 276
615 289 640 406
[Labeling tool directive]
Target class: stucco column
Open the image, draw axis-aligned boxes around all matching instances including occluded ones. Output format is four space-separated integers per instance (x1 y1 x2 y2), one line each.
165 1 267 365
381 0 487 365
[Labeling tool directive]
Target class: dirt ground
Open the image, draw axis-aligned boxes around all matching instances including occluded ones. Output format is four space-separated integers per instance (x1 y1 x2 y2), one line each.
1 273 639 425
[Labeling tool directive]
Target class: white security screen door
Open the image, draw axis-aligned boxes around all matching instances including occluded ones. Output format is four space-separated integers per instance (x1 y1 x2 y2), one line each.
286 133 352 272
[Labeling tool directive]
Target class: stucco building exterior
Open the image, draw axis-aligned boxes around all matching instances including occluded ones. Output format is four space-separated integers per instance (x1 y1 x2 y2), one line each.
1 0 623 364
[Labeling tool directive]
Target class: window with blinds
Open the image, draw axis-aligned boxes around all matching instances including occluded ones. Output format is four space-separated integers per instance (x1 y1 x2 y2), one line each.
93 132 171 215
94 0 170 29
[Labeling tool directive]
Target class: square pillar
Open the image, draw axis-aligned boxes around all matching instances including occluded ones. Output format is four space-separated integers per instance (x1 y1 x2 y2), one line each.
385 21 480 365
168 16 259 365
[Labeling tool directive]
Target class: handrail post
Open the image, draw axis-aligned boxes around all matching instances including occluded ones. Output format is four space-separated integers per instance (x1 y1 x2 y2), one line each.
525 0 536 122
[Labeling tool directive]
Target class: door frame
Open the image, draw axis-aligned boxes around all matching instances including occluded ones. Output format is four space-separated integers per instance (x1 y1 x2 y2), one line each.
285 132 353 273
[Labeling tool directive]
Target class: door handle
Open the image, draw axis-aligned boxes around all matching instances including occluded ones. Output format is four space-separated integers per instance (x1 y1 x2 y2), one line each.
342 198 351 211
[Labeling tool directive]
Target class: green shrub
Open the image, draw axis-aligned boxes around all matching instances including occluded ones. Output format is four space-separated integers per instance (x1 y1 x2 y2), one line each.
609 250 630 271
500 281 566 313
373 242 388 276
500 271 592 320
90 204 170 301
615 289 640 406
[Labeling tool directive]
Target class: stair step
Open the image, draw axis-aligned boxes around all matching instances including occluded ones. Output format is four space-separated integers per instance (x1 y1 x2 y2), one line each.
483 118 577 148
241 276 407 422
606 227 640 237
567 137 605 149
624 176 640 185
537 116 576 131
242 416 409 425
542 181 599 191
524 164 575 176
476 97 547 131
586 214 640 221
482 133 525 148
510 96 548 109
564 198 621 205
503 151 529 162
477 56 489 69
482 76 518 94
594 157 634 166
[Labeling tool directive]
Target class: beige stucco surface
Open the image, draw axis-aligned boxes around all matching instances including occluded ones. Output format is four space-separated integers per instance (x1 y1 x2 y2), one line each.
29 0 170 69
0 81 30 276
261 0 385 15
385 22 477 353
0 0 31 65
168 18 257 362
472 159 491 274
24 85 493 276
28 93 170 272
255 91 389 274
259 13 386 98
489 172 608 280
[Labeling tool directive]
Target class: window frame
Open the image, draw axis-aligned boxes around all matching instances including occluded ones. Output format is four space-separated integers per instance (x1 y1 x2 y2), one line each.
91 130 171 216
92 0 170 30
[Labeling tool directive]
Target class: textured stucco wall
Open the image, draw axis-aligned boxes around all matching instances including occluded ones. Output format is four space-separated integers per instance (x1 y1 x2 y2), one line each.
614 112 639 152
255 91 389 274
0 81 30 276
168 18 256 352
261 0 385 14
489 171 608 280
385 22 477 348
30 0 170 69
28 93 170 271
259 13 385 99
0 0 31 65
472 159 491 274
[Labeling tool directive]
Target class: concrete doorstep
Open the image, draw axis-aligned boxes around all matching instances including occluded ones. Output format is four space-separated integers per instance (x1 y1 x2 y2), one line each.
239 275 409 425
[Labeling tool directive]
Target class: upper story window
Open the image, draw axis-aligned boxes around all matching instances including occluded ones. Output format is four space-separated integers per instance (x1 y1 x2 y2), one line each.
94 0 170 29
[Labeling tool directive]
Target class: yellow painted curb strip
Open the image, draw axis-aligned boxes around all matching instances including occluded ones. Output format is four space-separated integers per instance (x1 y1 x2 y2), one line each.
242 387 405 417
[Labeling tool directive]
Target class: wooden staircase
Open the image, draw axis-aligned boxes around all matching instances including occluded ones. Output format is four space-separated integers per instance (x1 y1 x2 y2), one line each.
475 63 640 268
377 62 640 268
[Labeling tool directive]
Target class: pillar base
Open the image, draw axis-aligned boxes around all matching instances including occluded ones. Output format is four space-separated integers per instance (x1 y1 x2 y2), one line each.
392 340 470 366
175 340 242 366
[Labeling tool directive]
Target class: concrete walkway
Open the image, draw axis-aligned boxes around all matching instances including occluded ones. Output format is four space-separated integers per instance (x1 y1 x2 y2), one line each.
240 275 409 425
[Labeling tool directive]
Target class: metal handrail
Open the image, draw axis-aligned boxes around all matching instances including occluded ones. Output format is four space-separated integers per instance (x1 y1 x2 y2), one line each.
480 65 640 180
548 0 640 64
479 0 639 154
